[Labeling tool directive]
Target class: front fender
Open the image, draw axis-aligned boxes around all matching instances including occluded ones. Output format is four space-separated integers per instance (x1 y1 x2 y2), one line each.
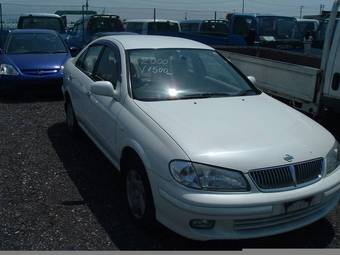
117 98 190 180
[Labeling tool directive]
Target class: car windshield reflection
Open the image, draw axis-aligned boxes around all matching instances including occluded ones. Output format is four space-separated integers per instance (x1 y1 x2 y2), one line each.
128 49 260 101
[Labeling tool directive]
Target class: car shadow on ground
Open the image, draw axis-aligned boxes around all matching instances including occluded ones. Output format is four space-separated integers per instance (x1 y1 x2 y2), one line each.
0 90 63 104
48 122 337 250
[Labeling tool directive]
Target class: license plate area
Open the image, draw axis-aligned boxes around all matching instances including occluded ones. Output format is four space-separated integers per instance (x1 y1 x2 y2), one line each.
285 197 313 213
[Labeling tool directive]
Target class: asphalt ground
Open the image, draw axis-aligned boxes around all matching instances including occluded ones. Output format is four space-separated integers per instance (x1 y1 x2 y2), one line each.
0 92 339 250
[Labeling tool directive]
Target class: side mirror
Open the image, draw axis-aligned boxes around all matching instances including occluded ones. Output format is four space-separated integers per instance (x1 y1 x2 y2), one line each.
248 76 256 85
90 81 117 98
69 47 79 57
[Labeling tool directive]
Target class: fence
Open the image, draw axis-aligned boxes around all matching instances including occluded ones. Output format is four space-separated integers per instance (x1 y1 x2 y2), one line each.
0 2 232 30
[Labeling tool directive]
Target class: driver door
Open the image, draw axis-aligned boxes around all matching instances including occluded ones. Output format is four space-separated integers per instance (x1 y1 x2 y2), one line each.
88 44 123 162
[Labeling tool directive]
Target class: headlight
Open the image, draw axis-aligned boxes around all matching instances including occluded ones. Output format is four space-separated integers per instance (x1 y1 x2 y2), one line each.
326 141 340 175
0 64 19 76
169 160 249 192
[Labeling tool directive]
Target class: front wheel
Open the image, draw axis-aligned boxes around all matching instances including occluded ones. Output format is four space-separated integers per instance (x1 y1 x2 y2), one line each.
124 160 156 228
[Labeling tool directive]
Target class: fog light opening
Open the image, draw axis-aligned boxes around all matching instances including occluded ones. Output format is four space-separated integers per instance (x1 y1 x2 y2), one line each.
189 219 215 229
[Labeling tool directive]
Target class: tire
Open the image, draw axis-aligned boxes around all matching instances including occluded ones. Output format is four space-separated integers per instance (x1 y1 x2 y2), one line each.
65 99 80 136
124 158 156 229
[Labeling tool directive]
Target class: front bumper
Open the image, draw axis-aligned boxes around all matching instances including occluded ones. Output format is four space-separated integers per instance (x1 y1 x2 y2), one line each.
150 167 340 241
0 73 64 91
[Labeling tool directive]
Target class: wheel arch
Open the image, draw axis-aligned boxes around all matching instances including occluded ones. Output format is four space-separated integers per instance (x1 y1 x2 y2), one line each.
119 139 152 176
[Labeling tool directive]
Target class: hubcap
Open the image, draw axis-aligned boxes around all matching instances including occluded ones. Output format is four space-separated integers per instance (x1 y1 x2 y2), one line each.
126 169 146 219
66 103 74 130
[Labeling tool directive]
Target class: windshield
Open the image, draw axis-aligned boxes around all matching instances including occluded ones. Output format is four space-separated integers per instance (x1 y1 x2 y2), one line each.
6 33 67 54
20 17 64 32
148 22 180 34
258 17 301 39
88 17 124 33
129 49 259 101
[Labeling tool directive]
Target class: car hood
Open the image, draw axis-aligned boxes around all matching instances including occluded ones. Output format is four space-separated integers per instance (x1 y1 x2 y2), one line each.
134 94 335 172
5 53 69 71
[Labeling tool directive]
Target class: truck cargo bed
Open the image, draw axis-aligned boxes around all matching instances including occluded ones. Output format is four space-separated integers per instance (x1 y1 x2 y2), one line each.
218 47 322 114
216 46 321 68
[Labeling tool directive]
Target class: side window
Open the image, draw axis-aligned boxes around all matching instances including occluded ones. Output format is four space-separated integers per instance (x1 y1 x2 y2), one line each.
94 46 121 88
82 45 104 76
75 49 87 68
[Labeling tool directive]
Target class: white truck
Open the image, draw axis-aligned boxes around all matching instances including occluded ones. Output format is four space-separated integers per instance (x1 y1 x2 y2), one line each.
218 0 340 117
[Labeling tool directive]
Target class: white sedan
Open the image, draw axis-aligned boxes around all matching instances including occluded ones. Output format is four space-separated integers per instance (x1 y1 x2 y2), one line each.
62 35 340 241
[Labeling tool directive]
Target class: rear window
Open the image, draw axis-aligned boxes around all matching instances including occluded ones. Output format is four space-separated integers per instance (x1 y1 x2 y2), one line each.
19 17 64 32
88 17 124 33
200 21 230 35
181 23 199 32
126 22 144 34
148 22 179 34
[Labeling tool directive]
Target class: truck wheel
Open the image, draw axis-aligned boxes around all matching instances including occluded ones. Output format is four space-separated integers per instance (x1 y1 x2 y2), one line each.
124 159 156 228
65 99 80 136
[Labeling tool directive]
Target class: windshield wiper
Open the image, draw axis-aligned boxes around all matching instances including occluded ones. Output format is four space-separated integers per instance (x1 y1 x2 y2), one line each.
12 51 49 54
237 89 258 96
178 92 233 99
50 51 68 54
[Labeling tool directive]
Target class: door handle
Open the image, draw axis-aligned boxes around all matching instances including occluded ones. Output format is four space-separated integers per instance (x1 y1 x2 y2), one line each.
67 75 73 81
87 91 92 97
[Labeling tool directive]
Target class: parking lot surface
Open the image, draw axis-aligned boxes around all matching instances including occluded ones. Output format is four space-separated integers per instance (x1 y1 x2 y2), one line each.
0 94 339 250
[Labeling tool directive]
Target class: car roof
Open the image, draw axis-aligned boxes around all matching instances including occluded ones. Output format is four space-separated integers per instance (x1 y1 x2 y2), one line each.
181 19 228 23
9 29 59 35
232 13 296 18
297 19 319 22
125 19 179 24
98 35 213 50
20 13 61 18
74 14 121 23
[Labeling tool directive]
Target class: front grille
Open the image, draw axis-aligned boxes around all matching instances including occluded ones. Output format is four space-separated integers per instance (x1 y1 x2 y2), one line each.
249 158 323 191
295 160 323 184
22 69 59 76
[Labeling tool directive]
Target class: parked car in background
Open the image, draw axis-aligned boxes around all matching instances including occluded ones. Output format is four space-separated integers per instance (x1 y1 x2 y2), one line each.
125 19 180 35
91 31 137 41
17 13 67 38
180 19 230 36
125 19 246 47
66 15 124 51
219 0 340 117
297 19 320 36
229 13 303 49
0 30 9 49
0 29 70 94
62 35 340 241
